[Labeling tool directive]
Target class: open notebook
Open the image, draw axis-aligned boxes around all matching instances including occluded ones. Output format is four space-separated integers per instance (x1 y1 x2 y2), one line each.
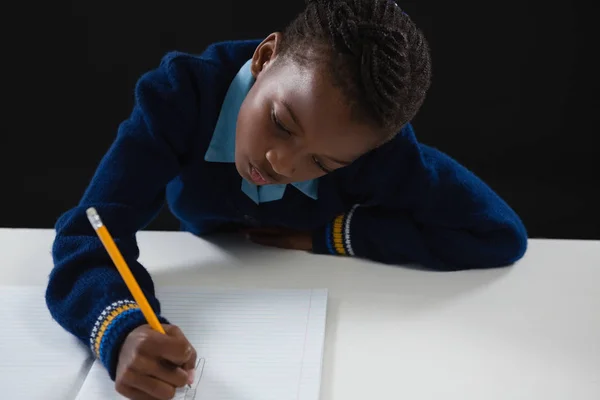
0 286 93 400
1 286 327 400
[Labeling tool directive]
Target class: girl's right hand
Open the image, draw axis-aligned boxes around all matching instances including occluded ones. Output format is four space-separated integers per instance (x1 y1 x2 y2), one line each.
115 324 196 400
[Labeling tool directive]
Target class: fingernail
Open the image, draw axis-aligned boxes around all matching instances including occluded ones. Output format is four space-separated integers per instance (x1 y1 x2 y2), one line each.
187 369 195 385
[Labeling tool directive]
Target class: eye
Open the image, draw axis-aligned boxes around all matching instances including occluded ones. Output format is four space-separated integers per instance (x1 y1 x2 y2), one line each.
312 156 332 174
270 107 290 135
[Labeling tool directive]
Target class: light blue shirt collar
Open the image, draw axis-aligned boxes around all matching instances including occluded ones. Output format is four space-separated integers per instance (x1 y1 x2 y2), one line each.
205 59 318 204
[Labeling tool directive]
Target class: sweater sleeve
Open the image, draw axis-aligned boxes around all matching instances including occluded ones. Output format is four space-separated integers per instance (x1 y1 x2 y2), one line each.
45 52 200 379
312 144 528 271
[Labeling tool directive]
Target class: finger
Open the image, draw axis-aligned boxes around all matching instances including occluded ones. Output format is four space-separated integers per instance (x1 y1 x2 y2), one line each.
186 368 196 386
182 345 197 371
138 327 192 366
242 227 283 235
248 234 291 249
116 384 160 400
125 370 177 400
163 325 196 367
163 324 187 340
135 355 189 388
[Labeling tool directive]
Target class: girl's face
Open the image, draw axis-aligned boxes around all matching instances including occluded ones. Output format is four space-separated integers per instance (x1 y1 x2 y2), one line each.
234 33 382 186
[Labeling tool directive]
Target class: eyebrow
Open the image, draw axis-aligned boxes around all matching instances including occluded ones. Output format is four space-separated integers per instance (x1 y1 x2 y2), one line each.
281 99 303 133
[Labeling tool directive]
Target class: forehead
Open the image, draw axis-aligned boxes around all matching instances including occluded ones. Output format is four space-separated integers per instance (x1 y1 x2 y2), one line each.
266 58 379 157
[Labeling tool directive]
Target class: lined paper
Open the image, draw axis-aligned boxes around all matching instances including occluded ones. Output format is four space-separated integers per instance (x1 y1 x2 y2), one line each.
0 286 94 400
76 287 328 400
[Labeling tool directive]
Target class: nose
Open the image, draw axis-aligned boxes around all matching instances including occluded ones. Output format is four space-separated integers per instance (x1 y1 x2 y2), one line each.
265 146 297 178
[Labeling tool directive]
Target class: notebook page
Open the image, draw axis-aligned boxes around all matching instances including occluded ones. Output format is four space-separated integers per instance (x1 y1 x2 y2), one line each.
0 286 94 400
76 288 328 400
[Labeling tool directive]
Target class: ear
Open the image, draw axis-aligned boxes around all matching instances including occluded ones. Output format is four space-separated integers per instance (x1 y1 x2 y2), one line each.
250 32 283 78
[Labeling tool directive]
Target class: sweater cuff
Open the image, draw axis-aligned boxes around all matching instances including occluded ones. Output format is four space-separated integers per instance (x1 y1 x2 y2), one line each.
90 300 168 380
312 204 360 257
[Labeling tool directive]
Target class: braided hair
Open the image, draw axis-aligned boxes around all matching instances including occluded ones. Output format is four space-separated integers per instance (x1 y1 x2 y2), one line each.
278 0 432 137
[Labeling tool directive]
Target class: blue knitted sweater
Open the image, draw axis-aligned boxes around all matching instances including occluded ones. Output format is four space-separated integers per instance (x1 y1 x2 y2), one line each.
46 39 527 379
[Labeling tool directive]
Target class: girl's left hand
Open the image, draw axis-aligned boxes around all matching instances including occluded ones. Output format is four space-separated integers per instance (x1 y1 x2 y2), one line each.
243 227 313 251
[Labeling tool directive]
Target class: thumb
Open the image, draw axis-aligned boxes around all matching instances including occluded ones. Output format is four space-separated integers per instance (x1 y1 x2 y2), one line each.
183 346 197 371
163 324 197 369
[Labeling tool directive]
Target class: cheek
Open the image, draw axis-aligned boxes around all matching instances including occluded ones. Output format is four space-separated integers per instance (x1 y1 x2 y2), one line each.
236 100 270 155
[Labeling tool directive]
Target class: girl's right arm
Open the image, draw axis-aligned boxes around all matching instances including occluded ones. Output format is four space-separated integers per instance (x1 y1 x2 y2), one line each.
45 52 202 380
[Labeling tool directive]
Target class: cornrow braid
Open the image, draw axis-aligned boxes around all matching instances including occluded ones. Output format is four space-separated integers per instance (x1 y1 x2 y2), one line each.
279 0 432 136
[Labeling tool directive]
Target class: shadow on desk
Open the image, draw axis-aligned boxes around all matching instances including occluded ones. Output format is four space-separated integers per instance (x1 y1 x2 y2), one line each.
146 233 512 317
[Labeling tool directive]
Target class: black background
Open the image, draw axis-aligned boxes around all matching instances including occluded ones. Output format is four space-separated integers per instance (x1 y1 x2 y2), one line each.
2 1 598 238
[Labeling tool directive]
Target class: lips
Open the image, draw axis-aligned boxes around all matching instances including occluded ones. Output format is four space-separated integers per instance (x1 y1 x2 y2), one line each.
249 164 271 185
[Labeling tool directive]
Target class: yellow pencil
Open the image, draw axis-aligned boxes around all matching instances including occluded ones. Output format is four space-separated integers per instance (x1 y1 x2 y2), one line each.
86 207 166 334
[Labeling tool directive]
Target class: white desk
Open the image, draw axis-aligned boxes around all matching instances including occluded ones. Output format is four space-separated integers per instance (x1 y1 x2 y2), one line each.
1 228 599 399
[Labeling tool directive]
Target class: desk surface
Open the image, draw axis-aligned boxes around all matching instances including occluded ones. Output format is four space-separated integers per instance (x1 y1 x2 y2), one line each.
1 228 599 399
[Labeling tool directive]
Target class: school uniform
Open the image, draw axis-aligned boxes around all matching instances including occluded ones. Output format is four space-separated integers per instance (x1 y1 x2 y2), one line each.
46 39 527 379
